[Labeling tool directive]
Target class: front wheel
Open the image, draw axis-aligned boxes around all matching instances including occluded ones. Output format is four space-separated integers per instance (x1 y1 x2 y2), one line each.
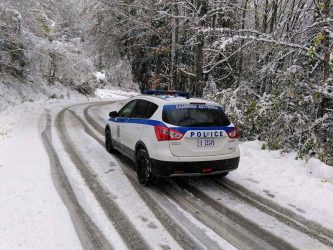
136 149 156 186
105 128 116 153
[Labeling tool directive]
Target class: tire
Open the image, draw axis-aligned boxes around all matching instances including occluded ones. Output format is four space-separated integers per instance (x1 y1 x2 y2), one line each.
105 128 115 153
136 149 156 186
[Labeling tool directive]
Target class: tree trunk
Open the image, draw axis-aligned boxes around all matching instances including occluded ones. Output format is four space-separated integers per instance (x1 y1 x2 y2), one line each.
323 0 331 76
262 0 269 32
238 0 249 76
170 0 179 90
269 0 278 34
195 31 204 97
194 0 207 97
315 0 331 118
253 0 259 31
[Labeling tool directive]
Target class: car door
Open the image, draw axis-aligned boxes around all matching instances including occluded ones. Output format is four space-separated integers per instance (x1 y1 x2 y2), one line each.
125 100 158 158
111 100 138 152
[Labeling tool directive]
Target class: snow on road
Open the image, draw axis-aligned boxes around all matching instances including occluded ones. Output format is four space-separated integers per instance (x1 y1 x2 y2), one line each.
50 106 127 249
95 94 333 233
0 87 332 249
64 110 182 249
0 88 134 249
0 102 81 250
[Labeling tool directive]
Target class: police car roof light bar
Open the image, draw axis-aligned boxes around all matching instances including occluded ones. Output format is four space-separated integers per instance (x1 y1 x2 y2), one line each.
143 89 190 99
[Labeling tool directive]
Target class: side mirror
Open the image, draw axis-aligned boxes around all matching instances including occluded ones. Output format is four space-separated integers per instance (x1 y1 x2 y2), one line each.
109 111 118 118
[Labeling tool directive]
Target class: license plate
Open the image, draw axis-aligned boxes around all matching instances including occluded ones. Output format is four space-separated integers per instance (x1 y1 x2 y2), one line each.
197 139 215 147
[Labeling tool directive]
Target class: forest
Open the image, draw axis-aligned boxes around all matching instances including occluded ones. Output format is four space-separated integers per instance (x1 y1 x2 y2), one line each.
90 0 333 165
1 0 332 165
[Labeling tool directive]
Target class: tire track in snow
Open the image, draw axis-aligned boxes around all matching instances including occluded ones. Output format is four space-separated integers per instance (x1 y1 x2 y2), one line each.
171 179 295 249
66 110 194 250
171 177 333 249
211 178 333 247
71 105 205 250
85 101 333 249
39 109 113 250
82 102 275 249
83 103 105 134
55 106 149 250
157 178 274 250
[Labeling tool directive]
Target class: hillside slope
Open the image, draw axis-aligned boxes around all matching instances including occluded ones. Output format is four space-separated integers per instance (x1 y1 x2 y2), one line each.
0 0 136 111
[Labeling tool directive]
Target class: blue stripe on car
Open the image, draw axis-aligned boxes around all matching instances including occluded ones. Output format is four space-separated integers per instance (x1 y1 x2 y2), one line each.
108 118 165 126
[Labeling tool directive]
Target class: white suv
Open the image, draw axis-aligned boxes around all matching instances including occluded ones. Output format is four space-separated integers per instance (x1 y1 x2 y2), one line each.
105 91 240 185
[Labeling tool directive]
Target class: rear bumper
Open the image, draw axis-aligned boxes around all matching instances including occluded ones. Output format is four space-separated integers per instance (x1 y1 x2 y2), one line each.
150 157 239 177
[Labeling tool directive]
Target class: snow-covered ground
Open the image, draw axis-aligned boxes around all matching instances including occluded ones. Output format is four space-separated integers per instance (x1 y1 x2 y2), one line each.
0 88 332 248
94 88 139 100
0 88 135 249
0 101 82 249
229 140 333 231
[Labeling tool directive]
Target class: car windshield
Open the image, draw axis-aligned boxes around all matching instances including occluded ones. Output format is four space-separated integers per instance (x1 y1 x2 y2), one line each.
162 104 231 127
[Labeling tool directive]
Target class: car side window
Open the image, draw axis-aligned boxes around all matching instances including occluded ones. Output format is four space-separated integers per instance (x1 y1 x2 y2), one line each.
131 100 158 119
147 102 158 118
118 100 137 118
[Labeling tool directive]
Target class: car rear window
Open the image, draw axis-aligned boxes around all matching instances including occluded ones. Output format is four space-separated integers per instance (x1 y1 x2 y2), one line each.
162 104 231 127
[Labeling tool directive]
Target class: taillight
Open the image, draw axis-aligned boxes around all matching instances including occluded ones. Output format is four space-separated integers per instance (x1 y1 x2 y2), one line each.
154 126 184 141
169 129 184 140
154 126 170 141
227 127 240 139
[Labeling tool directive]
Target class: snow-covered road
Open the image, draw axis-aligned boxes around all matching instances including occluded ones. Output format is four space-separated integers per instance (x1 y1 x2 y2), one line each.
1 93 333 249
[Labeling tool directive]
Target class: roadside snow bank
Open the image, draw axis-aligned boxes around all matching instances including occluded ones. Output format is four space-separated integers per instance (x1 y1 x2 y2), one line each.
229 140 333 231
95 88 139 100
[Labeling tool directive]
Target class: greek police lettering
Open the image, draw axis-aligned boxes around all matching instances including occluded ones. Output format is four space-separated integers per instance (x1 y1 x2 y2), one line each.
189 130 224 138
198 105 219 110
175 104 220 110
176 104 197 109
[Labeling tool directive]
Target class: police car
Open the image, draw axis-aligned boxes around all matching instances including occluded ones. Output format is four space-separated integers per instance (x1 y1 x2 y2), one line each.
105 90 240 185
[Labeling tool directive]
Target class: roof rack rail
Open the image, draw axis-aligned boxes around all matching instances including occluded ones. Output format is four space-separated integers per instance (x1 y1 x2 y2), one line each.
143 89 190 99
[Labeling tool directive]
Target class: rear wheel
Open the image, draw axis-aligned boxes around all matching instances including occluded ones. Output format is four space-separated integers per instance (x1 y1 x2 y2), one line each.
136 149 156 186
105 128 115 153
